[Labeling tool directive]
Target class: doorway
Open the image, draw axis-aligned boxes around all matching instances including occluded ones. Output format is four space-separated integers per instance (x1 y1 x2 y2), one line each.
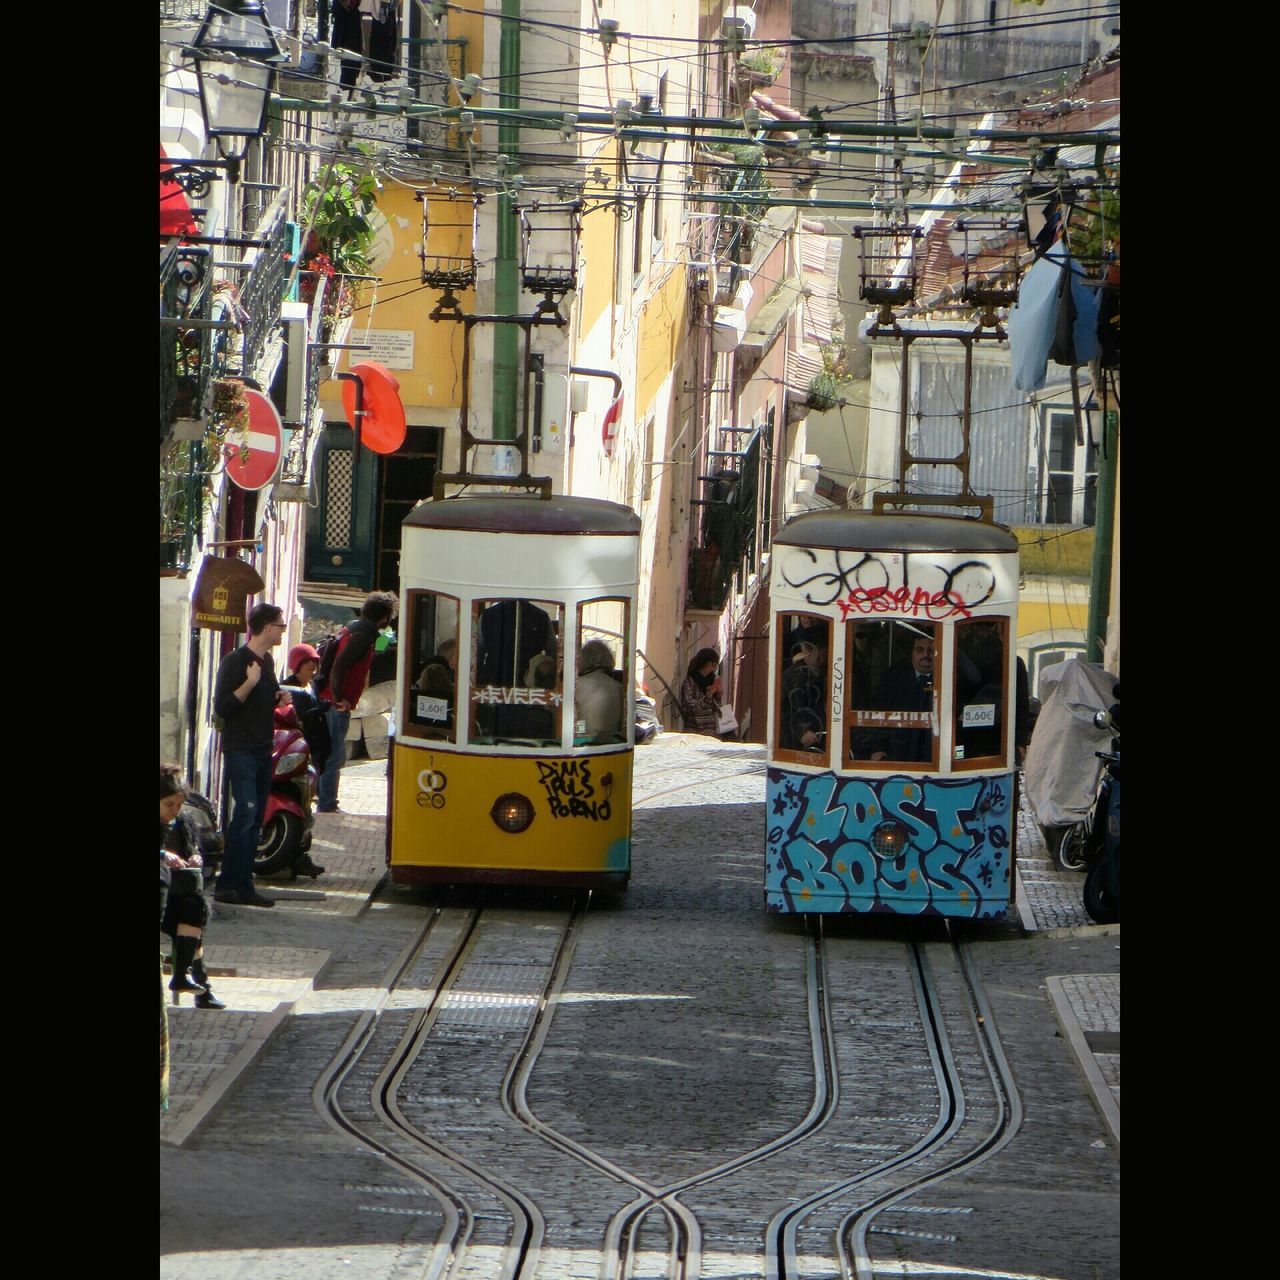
305 424 442 595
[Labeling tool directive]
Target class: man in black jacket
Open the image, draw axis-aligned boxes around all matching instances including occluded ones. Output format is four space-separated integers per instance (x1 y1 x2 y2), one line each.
868 627 936 764
212 602 289 907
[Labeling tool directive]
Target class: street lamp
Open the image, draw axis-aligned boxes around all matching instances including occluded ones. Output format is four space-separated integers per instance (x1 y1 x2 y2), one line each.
186 1 283 182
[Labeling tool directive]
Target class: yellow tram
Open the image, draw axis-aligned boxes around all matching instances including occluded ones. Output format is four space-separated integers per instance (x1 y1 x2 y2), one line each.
765 510 1022 918
387 494 641 889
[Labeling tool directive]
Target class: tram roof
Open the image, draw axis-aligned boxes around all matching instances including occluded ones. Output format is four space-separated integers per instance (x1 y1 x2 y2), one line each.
774 510 1018 553
405 494 641 535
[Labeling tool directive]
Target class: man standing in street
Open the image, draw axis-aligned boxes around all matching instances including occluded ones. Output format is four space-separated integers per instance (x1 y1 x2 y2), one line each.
316 591 397 814
213 602 290 908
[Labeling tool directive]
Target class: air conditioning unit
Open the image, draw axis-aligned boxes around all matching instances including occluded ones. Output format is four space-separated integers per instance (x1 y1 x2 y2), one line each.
279 301 309 426
711 306 747 352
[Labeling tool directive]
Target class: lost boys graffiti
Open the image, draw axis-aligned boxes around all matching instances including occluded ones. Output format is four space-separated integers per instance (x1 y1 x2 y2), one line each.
536 759 613 821
764 767 1011 918
779 548 999 620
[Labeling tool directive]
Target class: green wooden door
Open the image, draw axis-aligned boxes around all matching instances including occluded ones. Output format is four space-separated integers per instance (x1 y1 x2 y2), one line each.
304 423 377 589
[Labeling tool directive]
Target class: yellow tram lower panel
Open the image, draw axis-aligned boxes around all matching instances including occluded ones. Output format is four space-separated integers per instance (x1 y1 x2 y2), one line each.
388 740 633 889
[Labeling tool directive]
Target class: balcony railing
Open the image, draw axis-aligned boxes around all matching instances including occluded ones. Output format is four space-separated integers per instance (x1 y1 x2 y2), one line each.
236 192 291 377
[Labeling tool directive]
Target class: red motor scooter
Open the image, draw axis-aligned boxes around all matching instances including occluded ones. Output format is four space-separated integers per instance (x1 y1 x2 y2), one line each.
254 710 319 878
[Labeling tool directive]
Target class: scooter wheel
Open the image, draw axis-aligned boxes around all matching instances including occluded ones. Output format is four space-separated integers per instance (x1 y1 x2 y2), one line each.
1083 859 1119 924
1054 823 1088 872
255 812 304 877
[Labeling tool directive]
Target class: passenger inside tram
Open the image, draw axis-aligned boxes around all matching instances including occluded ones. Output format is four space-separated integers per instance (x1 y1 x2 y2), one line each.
849 622 936 763
779 617 830 752
474 598 562 743
575 639 625 744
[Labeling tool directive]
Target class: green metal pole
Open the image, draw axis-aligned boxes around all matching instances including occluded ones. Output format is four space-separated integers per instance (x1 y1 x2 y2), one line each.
1086 408 1118 665
491 0 521 444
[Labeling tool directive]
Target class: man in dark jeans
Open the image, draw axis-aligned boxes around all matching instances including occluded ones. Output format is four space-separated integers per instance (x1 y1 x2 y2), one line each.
316 591 397 813
213 602 290 908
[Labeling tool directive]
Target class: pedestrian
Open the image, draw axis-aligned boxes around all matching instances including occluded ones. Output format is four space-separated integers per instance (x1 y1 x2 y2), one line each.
212 602 291 907
273 644 329 879
315 591 397 814
160 764 226 1008
679 647 723 736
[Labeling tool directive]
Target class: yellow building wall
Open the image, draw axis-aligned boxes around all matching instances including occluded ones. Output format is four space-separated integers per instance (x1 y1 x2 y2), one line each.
318 1 485 415
1018 600 1088 637
318 185 475 412
635 266 688 414
1010 525 1095 577
576 142 620 337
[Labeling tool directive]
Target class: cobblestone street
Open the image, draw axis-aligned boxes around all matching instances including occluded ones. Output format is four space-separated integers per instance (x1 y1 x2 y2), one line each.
161 736 1118 1280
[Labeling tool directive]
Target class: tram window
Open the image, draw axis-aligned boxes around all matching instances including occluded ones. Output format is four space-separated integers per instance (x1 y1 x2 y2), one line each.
953 618 1007 767
401 588 463 742
576 599 631 745
775 613 830 758
846 620 938 768
471 597 563 746
404 591 460 742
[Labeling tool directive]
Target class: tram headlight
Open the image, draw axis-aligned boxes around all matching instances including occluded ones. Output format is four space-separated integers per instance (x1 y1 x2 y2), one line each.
491 792 535 833
871 820 910 857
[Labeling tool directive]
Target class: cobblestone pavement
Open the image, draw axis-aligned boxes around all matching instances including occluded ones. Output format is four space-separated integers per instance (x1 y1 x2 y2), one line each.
161 736 1118 1278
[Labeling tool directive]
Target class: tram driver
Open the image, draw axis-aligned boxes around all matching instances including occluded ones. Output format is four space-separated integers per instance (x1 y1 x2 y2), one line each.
851 623 936 763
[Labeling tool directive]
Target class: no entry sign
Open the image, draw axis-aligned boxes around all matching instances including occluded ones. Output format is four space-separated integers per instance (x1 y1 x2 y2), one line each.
225 389 284 491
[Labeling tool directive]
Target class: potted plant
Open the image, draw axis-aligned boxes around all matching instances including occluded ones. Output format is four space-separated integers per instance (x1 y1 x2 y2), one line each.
736 47 783 88
806 371 842 412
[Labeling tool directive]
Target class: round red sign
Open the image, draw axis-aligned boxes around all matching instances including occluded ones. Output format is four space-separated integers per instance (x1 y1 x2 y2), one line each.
225 389 284 491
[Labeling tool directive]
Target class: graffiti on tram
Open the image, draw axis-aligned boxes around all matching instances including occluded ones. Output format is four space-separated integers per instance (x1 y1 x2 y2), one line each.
764 768 1012 917
777 547 999 620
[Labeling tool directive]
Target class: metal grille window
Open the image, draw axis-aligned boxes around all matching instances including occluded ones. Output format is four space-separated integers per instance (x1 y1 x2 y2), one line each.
324 449 354 545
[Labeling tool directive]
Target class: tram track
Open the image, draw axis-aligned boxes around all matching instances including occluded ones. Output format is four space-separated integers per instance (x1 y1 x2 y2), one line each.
315 756 1021 1280
314 901 559 1280
313 758 772 1280
761 928 1021 1280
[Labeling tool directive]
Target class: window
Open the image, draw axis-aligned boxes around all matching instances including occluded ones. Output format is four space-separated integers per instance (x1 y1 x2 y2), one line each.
403 591 460 742
1036 407 1097 525
774 613 831 762
952 618 1008 769
845 620 939 770
575 599 631 746
632 187 649 280
471 597 563 746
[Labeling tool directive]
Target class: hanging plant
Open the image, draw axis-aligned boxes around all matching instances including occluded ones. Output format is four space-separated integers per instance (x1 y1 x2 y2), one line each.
208 377 251 466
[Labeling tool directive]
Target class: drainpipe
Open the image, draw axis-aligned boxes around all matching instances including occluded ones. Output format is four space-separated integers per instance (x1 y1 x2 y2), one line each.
1086 409 1118 666
491 0 521 444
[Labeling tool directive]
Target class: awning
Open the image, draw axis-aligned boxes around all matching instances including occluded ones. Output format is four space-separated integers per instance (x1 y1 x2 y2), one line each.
160 144 200 238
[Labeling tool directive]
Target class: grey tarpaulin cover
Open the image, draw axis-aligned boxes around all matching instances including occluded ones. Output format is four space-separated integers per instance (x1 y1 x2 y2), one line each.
1022 658 1118 829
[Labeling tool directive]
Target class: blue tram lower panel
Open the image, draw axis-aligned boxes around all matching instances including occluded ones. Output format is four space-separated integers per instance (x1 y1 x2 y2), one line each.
764 767 1014 918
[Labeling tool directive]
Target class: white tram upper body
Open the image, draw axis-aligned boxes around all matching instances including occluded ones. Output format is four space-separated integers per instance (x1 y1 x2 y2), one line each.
389 495 641 890
765 511 1021 919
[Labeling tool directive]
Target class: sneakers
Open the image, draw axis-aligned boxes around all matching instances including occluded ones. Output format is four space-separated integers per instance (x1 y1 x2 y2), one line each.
214 887 275 908
316 805 343 814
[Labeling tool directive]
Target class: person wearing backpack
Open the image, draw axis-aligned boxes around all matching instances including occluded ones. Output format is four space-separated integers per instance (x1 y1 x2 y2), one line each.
314 591 397 813
278 643 330 877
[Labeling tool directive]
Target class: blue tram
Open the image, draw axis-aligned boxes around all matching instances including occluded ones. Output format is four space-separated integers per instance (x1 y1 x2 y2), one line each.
764 511 1020 919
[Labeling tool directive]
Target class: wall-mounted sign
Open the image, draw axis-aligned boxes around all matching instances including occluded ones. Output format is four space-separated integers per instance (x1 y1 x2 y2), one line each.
225 390 284 491
351 329 415 371
191 555 265 632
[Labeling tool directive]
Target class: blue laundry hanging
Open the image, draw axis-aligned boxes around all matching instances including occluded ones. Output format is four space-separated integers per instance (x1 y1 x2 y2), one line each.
1008 242 1100 392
